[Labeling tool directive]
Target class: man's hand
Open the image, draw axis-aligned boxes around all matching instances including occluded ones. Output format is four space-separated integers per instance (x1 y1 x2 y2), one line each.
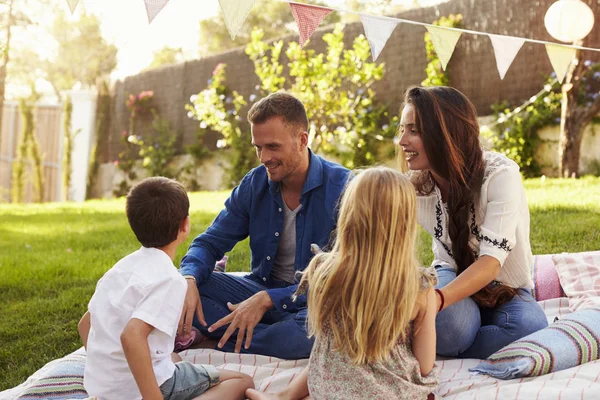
208 291 274 353
178 278 206 336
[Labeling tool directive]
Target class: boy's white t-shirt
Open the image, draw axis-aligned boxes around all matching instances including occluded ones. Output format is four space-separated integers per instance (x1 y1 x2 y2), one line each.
84 246 187 400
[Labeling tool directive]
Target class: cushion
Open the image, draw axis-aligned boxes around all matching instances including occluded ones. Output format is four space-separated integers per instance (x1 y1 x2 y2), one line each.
469 309 600 380
531 254 565 301
553 251 600 312
17 353 88 400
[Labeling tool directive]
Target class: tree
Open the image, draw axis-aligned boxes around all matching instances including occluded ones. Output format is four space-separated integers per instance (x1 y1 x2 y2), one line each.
559 0 600 178
0 0 33 153
145 46 184 70
246 25 398 169
44 11 117 99
198 1 339 57
188 25 397 185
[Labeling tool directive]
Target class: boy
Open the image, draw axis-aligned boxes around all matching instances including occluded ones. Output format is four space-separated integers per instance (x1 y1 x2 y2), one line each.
78 177 254 400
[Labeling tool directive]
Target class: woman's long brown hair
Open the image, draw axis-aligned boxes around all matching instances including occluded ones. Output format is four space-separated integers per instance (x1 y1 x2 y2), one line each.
403 86 518 308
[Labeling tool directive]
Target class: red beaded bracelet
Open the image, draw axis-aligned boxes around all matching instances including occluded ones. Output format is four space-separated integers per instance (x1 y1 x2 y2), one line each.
435 289 445 312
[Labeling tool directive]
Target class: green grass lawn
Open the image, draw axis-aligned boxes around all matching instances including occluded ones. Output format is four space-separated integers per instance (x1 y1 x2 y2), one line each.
1 177 599 390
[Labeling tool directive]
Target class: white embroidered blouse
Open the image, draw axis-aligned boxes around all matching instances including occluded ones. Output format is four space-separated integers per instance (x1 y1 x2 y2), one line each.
417 151 533 289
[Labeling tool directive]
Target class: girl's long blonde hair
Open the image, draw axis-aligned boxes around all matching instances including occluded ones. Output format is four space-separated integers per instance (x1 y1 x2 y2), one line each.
297 167 420 365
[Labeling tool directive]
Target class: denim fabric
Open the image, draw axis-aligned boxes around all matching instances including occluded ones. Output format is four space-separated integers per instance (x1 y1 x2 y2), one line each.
160 362 220 400
195 272 314 360
435 266 548 359
180 149 351 313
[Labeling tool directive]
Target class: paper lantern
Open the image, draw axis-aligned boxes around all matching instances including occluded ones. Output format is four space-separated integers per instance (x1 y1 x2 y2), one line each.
544 0 595 43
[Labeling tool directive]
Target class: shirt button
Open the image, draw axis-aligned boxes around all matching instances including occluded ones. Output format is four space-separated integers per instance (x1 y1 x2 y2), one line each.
282 304 288 310
266 256 271 260
275 232 279 237
278 208 282 212
263 277 267 282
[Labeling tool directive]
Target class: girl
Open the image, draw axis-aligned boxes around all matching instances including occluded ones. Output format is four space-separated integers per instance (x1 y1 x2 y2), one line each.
247 167 439 400
398 86 548 359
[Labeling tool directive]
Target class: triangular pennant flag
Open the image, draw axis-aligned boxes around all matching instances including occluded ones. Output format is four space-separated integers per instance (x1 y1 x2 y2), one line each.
289 3 332 46
425 25 462 71
66 0 78 14
219 0 256 40
545 44 576 84
144 0 169 24
489 34 525 80
360 15 399 62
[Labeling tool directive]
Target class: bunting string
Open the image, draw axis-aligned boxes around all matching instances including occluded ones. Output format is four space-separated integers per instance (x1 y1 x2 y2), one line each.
64 0 600 83
284 1 600 53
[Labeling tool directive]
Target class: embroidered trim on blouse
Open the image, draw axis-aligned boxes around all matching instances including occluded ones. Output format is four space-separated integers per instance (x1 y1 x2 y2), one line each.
435 199 512 259
434 200 454 257
469 202 513 253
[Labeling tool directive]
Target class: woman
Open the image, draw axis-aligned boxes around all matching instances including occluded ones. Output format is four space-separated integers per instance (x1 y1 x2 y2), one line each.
398 86 548 359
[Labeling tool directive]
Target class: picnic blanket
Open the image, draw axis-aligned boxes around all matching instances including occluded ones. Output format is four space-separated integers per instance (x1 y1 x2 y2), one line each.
3 297 600 399
4 250 600 400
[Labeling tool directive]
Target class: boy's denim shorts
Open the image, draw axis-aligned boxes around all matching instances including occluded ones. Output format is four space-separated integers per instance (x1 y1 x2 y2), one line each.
160 361 220 400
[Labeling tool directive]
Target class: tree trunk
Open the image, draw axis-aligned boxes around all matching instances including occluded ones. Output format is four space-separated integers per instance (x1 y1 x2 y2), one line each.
558 0 599 178
558 53 584 178
559 107 585 178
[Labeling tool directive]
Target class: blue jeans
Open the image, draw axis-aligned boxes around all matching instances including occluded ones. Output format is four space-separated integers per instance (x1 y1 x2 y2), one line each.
194 272 313 360
435 267 548 359
160 362 220 400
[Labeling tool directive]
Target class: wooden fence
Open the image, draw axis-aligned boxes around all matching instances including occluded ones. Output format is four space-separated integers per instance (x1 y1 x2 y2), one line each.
0 102 63 203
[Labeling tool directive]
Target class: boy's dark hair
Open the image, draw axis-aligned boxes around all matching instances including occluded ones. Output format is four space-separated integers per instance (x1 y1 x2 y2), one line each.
247 92 308 134
126 177 189 248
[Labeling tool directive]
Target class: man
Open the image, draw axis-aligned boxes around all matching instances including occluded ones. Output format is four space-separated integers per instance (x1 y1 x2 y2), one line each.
178 92 351 359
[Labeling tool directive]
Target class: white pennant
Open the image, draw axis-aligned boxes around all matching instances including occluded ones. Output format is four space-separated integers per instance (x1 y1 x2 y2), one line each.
66 0 78 14
219 0 256 40
488 34 525 80
360 15 399 62
425 25 462 71
545 44 576 84
144 0 169 24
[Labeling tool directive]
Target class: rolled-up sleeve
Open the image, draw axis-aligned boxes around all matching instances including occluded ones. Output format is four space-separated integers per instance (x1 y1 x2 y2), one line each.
266 284 306 313
478 166 522 266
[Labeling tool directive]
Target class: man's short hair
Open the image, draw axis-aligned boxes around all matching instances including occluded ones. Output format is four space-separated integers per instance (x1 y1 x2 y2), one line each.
247 92 309 134
126 177 189 248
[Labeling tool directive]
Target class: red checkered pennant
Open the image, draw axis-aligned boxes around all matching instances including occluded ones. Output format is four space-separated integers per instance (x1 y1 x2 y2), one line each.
289 3 332 47
144 0 170 24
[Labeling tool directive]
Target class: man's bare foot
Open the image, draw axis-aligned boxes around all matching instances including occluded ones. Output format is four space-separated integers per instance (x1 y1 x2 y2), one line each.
245 388 286 400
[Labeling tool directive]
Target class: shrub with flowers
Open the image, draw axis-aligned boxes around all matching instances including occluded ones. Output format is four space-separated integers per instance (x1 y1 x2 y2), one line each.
186 63 255 186
485 60 600 177
126 90 154 118
113 90 179 197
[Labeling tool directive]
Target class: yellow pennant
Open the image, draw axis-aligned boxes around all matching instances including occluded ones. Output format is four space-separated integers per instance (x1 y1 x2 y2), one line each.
426 25 462 71
219 0 256 40
545 44 576 84
66 0 78 14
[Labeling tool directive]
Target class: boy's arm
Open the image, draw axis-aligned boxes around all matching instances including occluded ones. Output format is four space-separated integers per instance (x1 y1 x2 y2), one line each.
78 311 91 350
412 287 437 377
120 318 163 400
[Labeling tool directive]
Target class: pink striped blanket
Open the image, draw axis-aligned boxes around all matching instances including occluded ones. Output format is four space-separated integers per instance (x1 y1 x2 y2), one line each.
3 297 600 399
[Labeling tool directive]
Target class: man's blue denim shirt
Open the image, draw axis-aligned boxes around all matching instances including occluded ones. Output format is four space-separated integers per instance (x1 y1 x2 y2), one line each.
180 149 351 313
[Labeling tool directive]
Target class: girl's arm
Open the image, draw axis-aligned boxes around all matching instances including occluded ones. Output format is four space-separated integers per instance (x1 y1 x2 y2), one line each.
412 288 437 376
